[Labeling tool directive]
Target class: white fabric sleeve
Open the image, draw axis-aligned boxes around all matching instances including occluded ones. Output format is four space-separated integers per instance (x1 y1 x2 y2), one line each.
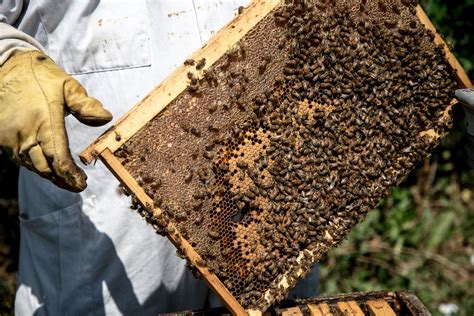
456 89 474 135
0 0 44 65
456 89 474 168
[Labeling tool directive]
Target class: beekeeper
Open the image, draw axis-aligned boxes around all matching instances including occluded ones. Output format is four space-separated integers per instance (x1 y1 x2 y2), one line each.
0 1 319 315
456 89 474 168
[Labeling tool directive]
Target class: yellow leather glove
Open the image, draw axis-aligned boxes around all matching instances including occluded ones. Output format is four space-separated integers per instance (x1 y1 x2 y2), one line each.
0 50 112 192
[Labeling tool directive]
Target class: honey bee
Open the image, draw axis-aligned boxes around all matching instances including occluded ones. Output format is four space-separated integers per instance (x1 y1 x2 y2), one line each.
184 58 195 66
196 58 206 70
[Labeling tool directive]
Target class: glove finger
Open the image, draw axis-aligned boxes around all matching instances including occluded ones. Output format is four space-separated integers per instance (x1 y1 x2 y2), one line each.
28 144 53 175
64 78 113 127
38 120 88 192
6 145 42 176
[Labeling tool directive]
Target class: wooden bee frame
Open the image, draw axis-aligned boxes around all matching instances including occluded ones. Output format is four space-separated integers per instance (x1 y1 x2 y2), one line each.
81 1 471 315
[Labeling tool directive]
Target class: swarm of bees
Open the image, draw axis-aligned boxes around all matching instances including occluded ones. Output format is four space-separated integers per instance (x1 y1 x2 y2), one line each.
115 0 457 311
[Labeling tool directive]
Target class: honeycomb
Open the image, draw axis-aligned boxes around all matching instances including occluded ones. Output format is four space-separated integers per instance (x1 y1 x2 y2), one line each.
114 0 458 311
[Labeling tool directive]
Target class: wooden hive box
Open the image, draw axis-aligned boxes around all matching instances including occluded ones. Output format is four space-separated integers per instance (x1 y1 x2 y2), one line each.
167 291 431 315
278 291 431 316
81 0 472 315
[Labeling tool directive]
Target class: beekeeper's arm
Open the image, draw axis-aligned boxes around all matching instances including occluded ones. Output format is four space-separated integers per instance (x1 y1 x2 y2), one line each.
456 89 474 169
0 2 112 192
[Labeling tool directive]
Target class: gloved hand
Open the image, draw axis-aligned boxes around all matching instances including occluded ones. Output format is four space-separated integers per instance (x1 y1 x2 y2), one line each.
0 50 112 192
456 88 474 169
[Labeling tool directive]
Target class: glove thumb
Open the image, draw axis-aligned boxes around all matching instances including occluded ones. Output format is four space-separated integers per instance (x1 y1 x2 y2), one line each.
64 78 113 126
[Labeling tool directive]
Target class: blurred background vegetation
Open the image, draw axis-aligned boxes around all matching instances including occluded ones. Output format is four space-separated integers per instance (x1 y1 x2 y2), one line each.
0 0 473 315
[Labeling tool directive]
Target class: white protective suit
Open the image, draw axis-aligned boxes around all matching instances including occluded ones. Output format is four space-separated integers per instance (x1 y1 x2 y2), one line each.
0 1 319 315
